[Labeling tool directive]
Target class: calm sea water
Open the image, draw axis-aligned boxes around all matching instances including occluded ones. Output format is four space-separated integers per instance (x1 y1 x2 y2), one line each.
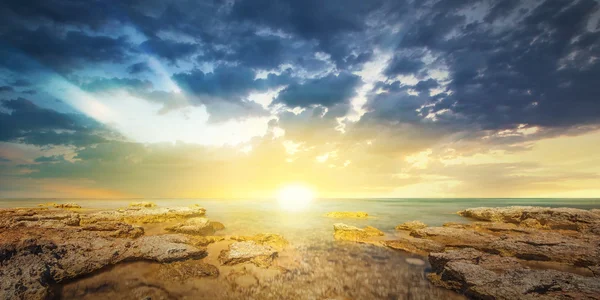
3 198 599 244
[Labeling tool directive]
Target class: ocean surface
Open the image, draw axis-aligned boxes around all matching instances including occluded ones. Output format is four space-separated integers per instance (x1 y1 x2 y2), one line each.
3 198 600 299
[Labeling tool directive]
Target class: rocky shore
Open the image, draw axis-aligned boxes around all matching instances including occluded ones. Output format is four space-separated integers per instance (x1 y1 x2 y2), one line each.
333 206 600 299
2 203 599 299
0 204 293 300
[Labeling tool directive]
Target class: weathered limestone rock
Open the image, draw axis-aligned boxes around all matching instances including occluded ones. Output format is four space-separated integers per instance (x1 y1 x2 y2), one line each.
410 226 498 250
230 233 289 250
81 206 206 224
165 217 215 235
364 226 385 236
395 220 427 231
0 207 208 300
458 206 600 232
218 241 277 267
333 223 383 242
383 237 445 255
129 201 156 208
428 248 600 299
325 211 369 218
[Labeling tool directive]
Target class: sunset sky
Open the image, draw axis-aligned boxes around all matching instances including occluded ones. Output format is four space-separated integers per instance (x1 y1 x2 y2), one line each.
1 0 600 198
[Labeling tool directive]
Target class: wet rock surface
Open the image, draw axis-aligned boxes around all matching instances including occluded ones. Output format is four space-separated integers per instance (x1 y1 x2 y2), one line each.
332 223 383 242
218 241 278 267
395 220 427 231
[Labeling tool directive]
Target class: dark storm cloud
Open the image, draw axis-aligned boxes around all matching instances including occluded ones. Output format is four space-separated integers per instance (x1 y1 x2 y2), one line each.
0 98 109 146
139 38 198 64
274 72 361 108
127 62 152 74
173 66 292 102
377 0 600 131
0 86 14 93
0 0 599 147
230 0 404 68
0 27 133 72
384 55 426 77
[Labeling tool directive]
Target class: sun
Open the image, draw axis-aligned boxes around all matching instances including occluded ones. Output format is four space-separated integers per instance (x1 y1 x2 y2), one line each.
276 184 315 212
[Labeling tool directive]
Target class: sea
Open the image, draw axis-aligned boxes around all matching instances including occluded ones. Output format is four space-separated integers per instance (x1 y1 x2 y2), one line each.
2 197 599 243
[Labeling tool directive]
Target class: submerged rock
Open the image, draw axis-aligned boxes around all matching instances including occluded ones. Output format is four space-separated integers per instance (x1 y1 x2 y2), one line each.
190 235 226 246
158 260 219 281
218 241 277 267
165 217 216 235
325 211 369 218
210 221 226 231
395 220 427 231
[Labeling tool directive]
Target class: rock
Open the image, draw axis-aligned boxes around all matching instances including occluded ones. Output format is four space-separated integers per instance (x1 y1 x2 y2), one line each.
165 217 215 235
458 206 600 232
158 260 219 281
410 226 497 250
81 222 145 238
405 258 426 266
81 206 206 224
230 233 289 250
383 237 445 256
210 221 225 231
129 201 156 208
488 230 600 266
218 241 277 267
428 248 600 299
364 226 384 236
325 211 369 218
333 223 382 242
395 220 427 231
0 208 207 300
53 203 81 209
190 235 226 246
591 209 600 215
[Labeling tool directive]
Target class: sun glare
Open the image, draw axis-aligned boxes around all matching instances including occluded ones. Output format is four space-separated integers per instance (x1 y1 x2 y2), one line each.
277 184 315 212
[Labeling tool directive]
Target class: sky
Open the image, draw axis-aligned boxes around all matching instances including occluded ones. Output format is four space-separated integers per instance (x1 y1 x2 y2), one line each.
1 0 600 199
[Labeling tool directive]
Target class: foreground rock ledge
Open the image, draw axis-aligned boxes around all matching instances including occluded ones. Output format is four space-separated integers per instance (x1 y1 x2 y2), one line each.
348 206 600 299
0 207 208 300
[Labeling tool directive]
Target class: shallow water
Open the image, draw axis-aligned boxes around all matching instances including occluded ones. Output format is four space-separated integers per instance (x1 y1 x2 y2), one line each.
3 198 600 299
